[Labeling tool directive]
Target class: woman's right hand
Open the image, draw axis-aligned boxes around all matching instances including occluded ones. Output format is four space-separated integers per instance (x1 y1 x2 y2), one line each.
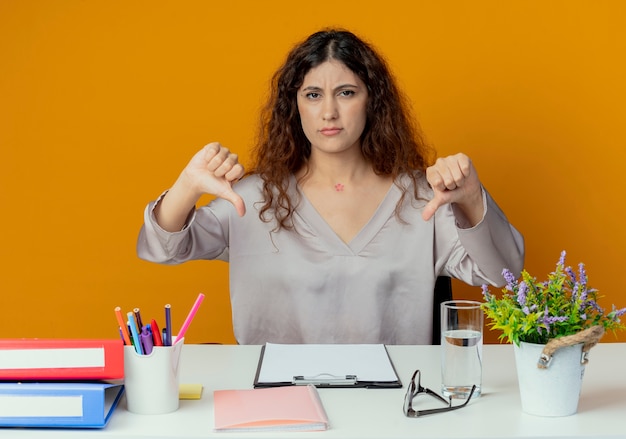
155 143 246 232
181 143 246 216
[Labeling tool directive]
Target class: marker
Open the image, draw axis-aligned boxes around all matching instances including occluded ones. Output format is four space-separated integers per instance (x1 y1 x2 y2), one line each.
114 307 132 346
175 293 205 344
140 325 154 355
127 312 144 354
164 304 172 346
150 319 163 346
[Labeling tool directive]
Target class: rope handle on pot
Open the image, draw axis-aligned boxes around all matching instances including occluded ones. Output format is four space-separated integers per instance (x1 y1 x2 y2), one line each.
537 325 605 369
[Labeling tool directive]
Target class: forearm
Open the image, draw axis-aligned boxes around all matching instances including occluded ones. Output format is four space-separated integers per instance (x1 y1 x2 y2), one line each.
451 187 484 228
457 192 525 285
154 173 202 232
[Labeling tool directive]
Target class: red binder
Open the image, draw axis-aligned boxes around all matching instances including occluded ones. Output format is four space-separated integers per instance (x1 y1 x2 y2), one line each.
0 338 124 380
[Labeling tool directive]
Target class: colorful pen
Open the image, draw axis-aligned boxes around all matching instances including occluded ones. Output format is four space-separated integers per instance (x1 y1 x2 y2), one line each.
140 325 154 355
150 319 163 346
127 312 144 354
174 293 205 344
127 325 134 344
164 304 172 346
114 307 132 346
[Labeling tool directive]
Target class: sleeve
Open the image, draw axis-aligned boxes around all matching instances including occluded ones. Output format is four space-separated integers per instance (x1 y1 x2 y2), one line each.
437 188 525 287
136 192 230 264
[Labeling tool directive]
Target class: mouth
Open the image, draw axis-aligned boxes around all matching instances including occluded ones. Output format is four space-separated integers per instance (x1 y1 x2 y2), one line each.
320 127 342 136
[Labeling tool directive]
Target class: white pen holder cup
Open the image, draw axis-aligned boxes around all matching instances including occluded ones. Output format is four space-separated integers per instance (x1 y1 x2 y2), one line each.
123 338 184 415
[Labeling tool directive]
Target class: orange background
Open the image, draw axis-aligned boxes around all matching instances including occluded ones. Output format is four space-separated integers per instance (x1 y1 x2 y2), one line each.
1 1 625 344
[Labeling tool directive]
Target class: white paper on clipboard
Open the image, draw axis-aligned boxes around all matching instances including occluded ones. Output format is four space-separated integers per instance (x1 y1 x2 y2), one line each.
255 343 400 386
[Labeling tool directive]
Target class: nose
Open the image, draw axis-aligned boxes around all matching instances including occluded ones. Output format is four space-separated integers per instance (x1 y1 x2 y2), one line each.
321 97 338 121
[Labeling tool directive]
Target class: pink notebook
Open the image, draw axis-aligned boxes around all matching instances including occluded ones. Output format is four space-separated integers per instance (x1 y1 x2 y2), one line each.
213 385 329 432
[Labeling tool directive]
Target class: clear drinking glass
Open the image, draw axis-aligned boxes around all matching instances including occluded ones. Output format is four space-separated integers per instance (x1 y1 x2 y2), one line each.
440 300 483 399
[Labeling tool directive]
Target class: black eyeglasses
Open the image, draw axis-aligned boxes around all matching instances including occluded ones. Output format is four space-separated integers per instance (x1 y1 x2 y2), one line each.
403 370 476 417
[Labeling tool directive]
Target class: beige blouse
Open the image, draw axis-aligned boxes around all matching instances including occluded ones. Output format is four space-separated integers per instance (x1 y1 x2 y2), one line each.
137 174 524 345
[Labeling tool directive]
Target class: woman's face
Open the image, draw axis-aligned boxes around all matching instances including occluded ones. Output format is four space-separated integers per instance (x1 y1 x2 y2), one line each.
296 60 368 156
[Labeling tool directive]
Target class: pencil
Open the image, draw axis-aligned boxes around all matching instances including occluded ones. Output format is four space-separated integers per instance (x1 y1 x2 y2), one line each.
114 307 132 345
133 308 144 331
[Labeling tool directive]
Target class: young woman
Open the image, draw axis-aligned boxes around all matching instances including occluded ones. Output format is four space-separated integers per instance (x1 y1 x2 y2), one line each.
137 29 524 344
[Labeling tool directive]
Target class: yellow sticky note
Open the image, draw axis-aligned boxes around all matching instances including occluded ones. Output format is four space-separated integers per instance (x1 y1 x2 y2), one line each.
179 383 203 400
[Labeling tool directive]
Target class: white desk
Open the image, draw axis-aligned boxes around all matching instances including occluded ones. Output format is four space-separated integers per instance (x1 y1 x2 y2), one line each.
5 343 626 439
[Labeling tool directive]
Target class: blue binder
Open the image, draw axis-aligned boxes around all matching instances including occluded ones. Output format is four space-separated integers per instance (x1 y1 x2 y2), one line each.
0 381 124 428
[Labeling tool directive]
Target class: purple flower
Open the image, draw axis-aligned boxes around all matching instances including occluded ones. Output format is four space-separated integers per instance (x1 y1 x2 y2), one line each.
610 306 626 322
502 268 518 292
558 250 566 267
544 315 569 324
542 315 569 334
516 281 528 307
538 306 569 333
587 300 604 314
578 263 588 286
481 284 490 300
572 281 580 301
565 266 576 283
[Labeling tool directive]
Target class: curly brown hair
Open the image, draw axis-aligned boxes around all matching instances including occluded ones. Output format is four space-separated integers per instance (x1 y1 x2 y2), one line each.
249 29 434 230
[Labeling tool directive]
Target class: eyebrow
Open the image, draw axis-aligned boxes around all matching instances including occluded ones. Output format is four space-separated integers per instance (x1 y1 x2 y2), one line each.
301 84 360 93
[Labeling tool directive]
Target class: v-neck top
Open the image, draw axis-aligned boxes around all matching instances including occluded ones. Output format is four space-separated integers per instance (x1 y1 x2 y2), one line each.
137 173 524 344
294 175 399 254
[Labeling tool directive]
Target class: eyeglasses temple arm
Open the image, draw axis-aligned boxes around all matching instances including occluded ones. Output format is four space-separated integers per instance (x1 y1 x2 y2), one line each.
412 385 477 417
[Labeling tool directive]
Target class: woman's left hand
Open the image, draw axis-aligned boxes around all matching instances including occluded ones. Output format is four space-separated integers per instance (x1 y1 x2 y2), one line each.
421 153 484 226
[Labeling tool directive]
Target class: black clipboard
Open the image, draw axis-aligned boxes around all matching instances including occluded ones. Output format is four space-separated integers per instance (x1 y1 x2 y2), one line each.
253 343 402 389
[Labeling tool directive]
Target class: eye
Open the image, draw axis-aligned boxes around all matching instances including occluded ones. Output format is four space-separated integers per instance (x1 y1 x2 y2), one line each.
338 90 356 97
305 92 321 99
